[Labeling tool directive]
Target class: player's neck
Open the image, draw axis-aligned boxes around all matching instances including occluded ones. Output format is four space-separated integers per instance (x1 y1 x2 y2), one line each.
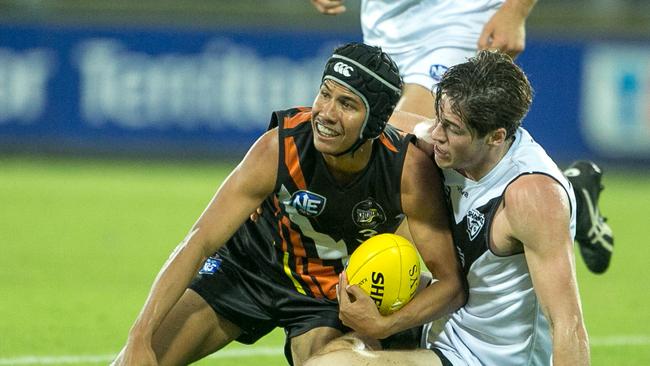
463 138 513 181
322 140 373 186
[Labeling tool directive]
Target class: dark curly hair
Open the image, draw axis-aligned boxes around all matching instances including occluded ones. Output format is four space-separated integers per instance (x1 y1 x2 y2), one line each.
435 50 533 139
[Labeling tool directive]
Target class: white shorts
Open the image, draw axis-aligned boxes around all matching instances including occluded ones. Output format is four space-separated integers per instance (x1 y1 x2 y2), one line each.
389 46 477 91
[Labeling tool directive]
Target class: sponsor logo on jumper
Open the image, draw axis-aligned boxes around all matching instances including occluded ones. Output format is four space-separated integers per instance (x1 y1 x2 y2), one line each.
466 209 485 241
352 198 386 229
199 256 222 275
284 190 327 217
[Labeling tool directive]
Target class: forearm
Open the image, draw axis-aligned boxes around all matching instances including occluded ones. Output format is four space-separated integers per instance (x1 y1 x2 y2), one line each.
388 110 432 133
501 0 537 18
128 230 208 341
380 276 465 338
552 321 590 365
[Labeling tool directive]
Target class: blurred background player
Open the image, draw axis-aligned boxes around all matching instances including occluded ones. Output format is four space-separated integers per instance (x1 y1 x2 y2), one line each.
306 49 590 366
312 0 534 118
112 42 464 366
310 0 614 274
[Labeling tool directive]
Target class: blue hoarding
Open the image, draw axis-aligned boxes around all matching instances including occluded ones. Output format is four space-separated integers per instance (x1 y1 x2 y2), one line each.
1 23 649 165
0 23 357 157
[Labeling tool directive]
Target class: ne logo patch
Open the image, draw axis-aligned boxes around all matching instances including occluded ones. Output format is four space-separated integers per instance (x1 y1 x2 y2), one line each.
285 190 327 217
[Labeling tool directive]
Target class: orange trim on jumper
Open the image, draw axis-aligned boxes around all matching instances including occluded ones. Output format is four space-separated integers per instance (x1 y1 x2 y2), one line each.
283 110 311 130
272 197 286 253
295 256 322 297
293 254 340 299
278 216 341 299
284 137 307 189
281 215 306 258
306 259 339 299
379 133 398 152
278 215 311 295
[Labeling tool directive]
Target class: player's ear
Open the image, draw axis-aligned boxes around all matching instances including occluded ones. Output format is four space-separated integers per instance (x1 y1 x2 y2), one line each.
487 127 507 146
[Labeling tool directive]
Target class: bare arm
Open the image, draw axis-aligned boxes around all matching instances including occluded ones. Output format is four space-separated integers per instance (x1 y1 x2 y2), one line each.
478 0 537 59
388 110 434 136
338 144 465 339
505 175 590 365
389 110 437 157
117 129 279 365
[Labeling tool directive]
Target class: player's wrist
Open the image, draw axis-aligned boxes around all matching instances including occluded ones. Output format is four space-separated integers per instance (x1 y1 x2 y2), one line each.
502 0 537 18
376 312 403 340
127 324 153 344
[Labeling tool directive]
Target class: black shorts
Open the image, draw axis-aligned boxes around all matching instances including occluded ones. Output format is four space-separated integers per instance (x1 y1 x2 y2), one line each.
189 251 347 345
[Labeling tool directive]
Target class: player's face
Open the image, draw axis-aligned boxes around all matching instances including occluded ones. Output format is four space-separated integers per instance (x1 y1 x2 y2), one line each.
431 94 491 175
311 80 367 155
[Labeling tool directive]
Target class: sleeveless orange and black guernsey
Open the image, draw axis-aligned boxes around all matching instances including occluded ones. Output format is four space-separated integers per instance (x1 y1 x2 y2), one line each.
226 107 414 300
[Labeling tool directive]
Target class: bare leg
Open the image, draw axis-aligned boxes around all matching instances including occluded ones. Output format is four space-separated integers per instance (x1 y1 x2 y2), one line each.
152 289 242 366
307 345 442 366
290 326 345 366
316 332 382 354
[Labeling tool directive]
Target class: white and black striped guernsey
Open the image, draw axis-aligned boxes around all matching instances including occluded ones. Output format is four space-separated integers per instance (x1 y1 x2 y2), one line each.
424 127 577 366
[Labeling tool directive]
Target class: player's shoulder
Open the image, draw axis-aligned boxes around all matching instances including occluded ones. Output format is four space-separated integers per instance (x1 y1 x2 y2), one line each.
269 106 312 131
382 124 415 143
403 136 435 170
250 127 279 161
375 125 418 159
506 174 567 199
502 174 573 252
400 137 440 195
504 174 571 219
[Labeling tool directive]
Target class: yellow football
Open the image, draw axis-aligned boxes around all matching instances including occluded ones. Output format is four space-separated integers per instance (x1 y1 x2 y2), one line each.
345 233 421 315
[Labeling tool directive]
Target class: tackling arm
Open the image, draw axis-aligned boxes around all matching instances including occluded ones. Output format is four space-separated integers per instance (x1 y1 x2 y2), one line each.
504 175 590 366
388 111 436 157
388 110 434 136
116 129 279 365
338 144 465 339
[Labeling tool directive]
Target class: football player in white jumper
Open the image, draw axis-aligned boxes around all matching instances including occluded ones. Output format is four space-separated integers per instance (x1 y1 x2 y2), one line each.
306 50 590 366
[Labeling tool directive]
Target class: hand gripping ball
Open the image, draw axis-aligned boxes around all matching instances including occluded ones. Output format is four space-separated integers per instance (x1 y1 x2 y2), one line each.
345 233 421 315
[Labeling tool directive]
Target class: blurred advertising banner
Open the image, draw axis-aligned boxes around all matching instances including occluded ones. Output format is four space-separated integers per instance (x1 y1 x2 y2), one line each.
582 44 650 158
0 24 356 157
0 23 649 164
516 39 650 165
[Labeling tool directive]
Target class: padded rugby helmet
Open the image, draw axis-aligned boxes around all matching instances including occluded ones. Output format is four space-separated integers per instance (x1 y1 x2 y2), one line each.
321 43 402 155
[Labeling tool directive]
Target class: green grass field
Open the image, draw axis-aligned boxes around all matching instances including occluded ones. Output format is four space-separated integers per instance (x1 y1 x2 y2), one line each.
1 157 649 365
